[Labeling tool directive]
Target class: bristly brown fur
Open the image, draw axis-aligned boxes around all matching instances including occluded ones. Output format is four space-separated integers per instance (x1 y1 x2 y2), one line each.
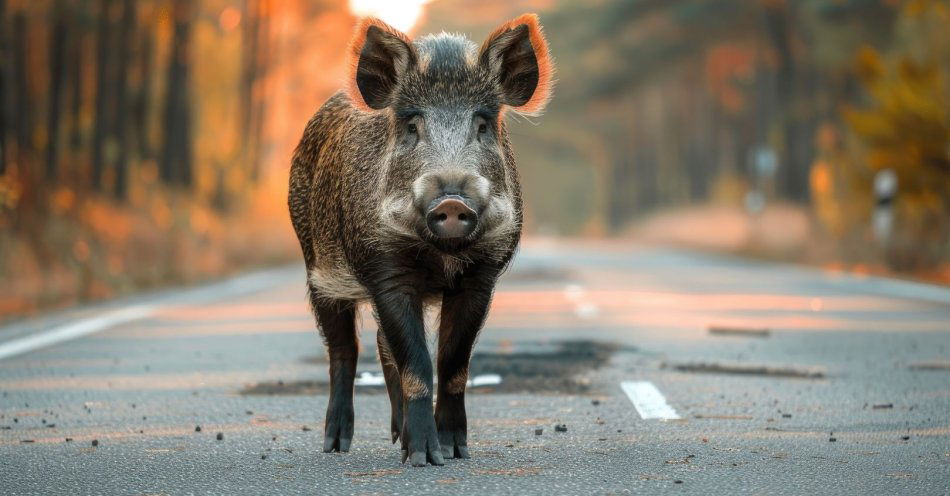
288 13 553 465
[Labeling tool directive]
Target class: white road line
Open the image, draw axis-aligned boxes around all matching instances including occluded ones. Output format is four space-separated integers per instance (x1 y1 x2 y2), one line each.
0 265 296 362
621 381 680 420
0 305 155 361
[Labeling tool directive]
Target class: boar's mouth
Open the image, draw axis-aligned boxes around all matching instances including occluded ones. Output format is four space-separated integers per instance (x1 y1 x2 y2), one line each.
415 214 483 254
423 231 480 253
379 193 515 255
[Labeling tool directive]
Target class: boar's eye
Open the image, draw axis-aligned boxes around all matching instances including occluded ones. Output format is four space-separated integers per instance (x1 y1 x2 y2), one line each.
407 122 418 134
474 113 491 140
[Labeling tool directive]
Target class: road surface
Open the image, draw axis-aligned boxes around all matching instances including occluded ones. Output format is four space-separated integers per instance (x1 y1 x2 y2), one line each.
1 240 948 494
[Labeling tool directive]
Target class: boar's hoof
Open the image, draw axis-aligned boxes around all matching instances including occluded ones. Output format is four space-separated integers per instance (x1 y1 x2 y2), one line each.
402 448 445 467
322 434 352 453
400 400 445 466
438 430 470 459
323 398 354 452
322 410 354 452
400 436 445 467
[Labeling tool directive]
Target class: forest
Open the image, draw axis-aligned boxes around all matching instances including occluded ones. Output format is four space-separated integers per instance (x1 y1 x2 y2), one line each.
1 0 948 320
425 0 948 274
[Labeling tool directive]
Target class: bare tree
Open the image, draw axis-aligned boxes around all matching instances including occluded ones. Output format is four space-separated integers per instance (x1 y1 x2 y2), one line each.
133 21 154 161
45 0 68 181
112 0 135 198
160 0 193 186
91 0 115 190
0 0 8 176
12 10 30 168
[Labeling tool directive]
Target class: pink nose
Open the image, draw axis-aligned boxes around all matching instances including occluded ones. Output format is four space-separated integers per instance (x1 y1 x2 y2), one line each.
426 197 478 239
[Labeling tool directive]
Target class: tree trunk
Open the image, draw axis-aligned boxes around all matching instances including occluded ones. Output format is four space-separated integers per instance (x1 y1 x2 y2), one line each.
249 0 270 182
45 0 68 182
112 0 135 199
68 13 84 158
12 11 30 166
240 0 259 180
0 0 8 175
92 0 114 190
160 0 193 187
134 24 154 160
762 2 808 202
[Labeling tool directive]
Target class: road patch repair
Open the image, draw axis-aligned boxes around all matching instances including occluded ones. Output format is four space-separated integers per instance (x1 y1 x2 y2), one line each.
707 325 771 337
240 339 624 396
663 361 827 379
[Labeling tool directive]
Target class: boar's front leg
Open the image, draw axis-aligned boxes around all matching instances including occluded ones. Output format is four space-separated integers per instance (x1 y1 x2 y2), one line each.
312 298 358 453
435 266 498 459
370 273 444 467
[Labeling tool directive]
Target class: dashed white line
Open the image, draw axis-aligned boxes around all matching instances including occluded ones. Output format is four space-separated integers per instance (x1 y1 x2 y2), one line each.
0 305 155 361
621 381 680 420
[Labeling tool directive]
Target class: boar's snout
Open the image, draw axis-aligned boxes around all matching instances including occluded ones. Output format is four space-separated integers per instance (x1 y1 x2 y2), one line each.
426 196 478 239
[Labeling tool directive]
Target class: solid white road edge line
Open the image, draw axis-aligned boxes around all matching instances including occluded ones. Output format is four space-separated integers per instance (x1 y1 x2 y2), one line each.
621 381 681 420
0 305 155 361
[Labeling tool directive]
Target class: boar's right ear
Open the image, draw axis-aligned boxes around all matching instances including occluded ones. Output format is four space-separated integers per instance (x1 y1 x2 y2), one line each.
479 13 554 116
346 17 416 112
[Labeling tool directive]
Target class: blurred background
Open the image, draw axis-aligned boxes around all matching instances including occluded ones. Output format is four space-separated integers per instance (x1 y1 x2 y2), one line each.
0 0 947 321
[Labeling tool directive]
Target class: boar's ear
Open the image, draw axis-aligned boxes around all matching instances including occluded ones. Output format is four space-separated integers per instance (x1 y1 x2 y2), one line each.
479 13 554 116
346 17 416 111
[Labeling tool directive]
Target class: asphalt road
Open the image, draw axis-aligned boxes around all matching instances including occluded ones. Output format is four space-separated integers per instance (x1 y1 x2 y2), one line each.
1 240 949 495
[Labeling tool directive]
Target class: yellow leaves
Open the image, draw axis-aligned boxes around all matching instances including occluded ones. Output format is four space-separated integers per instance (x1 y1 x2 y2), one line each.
839 2 950 270
846 45 948 182
904 0 949 17
855 46 883 82
0 175 21 211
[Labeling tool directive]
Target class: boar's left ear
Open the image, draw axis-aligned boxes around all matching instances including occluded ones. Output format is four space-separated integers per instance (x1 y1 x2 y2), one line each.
479 13 554 116
346 17 416 111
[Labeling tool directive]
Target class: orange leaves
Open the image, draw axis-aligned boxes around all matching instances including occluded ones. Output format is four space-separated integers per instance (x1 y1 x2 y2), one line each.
81 200 133 244
150 198 173 230
704 43 754 113
72 239 91 262
219 7 242 32
50 188 76 216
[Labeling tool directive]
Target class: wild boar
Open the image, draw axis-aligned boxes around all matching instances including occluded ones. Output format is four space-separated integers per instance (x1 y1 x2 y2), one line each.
287 13 553 466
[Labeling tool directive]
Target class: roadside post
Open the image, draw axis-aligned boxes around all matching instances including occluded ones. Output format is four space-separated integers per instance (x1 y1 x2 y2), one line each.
873 168 897 245
745 145 778 216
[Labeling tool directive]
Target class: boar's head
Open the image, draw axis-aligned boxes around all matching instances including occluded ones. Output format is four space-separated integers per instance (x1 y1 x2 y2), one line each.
346 14 553 254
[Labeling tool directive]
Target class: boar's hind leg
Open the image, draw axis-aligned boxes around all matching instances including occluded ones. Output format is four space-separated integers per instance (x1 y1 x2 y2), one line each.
376 332 403 443
435 269 497 460
371 277 444 467
313 296 358 453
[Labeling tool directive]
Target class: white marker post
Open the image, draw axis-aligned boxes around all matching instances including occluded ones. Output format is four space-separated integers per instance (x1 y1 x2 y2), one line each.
873 168 897 244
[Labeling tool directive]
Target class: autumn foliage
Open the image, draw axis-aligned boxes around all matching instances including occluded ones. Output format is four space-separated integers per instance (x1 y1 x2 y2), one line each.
1 0 947 321
0 0 356 320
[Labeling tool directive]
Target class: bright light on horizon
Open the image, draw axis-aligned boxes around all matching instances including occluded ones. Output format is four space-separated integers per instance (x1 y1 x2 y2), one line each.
349 0 433 33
